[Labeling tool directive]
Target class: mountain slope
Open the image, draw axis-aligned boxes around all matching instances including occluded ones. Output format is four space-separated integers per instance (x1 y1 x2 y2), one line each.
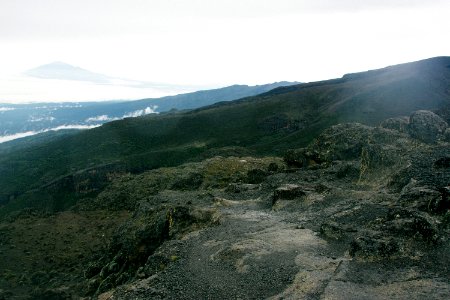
131 82 299 112
1 56 450 214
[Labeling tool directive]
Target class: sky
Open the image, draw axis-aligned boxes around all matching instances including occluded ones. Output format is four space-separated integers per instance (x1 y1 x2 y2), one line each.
1 0 449 103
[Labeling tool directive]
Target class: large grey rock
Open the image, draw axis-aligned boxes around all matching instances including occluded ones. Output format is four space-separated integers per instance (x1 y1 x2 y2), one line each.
408 110 448 143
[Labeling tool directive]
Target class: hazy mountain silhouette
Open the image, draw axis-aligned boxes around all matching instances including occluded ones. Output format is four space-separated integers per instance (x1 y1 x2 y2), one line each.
24 61 112 83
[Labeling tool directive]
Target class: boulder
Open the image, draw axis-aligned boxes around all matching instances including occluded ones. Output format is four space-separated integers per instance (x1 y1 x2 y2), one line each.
283 148 322 167
399 183 443 213
349 232 399 258
380 116 409 133
311 123 373 162
408 110 448 143
385 208 439 243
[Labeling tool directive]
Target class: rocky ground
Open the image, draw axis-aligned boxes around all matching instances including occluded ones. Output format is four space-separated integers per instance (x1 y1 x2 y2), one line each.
1 110 449 299
0 211 130 299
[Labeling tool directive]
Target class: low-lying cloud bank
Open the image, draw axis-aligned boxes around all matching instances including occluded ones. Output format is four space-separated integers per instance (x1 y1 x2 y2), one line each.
0 107 16 112
0 106 158 144
0 124 100 144
123 106 158 118
85 115 112 122
85 106 158 123
0 131 37 143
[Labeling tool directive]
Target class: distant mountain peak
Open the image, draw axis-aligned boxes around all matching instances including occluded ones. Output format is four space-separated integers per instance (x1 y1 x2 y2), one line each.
27 61 90 72
48 61 76 67
24 62 110 83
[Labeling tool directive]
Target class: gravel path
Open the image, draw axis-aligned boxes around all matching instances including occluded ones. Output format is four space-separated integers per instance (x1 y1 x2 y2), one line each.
109 198 343 299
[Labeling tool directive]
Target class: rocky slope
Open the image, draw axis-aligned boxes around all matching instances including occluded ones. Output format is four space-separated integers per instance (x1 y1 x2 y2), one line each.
1 110 448 299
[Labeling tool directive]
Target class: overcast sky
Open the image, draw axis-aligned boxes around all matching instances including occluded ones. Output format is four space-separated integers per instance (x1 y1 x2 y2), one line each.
1 0 449 102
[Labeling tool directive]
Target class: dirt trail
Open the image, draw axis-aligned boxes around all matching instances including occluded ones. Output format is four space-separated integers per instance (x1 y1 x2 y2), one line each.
108 199 346 299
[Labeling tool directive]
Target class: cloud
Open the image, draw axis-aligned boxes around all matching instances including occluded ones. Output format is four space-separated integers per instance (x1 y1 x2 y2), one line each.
86 107 159 123
85 115 115 122
0 131 36 143
50 124 101 131
28 116 55 122
0 74 188 103
123 106 158 118
0 124 101 144
1 105 160 143
0 107 15 112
